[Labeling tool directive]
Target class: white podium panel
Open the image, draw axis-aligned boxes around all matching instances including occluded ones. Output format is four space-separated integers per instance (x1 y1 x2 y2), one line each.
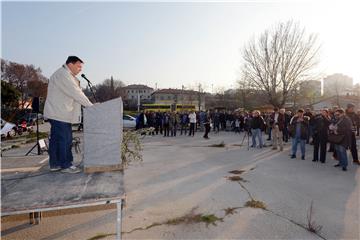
83 97 123 173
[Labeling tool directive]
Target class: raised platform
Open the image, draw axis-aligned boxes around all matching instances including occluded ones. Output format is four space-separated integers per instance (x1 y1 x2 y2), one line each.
1 169 125 215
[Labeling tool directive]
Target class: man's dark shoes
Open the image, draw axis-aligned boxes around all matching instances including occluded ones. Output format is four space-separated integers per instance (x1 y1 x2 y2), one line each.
312 159 317 162
291 155 296 159
301 156 305 160
334 164 340 167
342 167 347 171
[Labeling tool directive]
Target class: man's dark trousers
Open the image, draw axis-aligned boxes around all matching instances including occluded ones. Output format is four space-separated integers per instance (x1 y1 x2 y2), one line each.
313 134 327 162
49 119 73 169
350 132 359 161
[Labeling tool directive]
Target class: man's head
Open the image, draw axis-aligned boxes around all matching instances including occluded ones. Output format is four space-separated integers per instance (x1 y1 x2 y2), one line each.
335 108 345 118
321 108 329 116
297 108 304 117
66 56 83 76
279 108 285 114
252 110 260 117
273 107 279 112
347 103 355 113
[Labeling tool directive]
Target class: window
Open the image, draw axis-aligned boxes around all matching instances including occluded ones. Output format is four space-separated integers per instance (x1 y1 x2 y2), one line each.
160 96 164 100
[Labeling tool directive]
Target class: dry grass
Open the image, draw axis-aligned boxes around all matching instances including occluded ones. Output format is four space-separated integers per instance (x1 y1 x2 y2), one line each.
307 201 323 234
223 207 240 216
244 200 267 210
226 176 247 182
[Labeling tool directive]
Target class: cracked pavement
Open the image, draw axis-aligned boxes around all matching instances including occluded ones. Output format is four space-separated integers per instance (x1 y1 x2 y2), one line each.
1 131 359 239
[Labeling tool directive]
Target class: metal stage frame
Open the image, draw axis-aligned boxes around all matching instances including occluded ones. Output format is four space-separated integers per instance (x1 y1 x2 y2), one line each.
1 170 125 240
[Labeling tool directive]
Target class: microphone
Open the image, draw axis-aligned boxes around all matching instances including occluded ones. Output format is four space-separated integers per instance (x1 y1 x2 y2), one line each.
81 74 91 83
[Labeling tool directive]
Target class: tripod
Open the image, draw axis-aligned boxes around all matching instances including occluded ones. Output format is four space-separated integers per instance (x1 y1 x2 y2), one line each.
26 112 43 156
240 129 251 150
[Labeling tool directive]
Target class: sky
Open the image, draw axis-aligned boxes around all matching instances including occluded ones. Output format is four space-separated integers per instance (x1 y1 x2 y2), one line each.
1 0 360 92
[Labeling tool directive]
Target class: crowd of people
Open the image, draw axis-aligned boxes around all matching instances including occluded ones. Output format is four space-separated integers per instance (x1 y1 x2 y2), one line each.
135 103 360 172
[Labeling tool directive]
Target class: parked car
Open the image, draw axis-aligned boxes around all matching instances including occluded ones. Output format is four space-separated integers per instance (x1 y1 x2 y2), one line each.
123 115 136 129
1 118 17 138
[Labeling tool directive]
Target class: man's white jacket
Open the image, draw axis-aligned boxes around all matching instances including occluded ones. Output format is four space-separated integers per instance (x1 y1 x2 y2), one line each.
44 65 93 124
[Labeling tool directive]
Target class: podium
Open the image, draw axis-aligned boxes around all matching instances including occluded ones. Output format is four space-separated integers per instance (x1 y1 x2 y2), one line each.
83 97 123 173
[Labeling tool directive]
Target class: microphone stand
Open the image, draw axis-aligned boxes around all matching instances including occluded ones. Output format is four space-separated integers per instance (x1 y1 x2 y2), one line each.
82 75 98 102
86 79 97 102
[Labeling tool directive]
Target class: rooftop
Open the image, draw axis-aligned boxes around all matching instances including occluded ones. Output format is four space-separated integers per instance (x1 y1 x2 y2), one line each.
124 84 153 90
152 88 203 95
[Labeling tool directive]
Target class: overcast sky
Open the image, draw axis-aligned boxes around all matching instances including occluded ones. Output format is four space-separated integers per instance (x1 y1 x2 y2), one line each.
2 0 359 92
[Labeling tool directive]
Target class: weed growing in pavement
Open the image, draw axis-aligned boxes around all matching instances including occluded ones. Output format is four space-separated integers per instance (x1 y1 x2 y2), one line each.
223 207 243 216
306 201 323 234
226 175 247 182
244 199 267 210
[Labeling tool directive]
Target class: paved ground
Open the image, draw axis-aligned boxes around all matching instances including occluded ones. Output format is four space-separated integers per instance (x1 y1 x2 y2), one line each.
1 131 359 240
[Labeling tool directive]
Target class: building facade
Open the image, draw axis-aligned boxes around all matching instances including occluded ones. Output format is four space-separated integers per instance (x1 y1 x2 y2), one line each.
151 88 206 111
311 95 360 111
323 73 353 97
123 84 154 101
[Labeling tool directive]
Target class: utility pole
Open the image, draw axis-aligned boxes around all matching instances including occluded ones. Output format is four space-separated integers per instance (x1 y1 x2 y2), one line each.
181 85 184 109
198 83 202 111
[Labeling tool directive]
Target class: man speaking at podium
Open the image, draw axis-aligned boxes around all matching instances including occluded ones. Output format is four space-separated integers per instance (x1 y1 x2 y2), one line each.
44 56 93 173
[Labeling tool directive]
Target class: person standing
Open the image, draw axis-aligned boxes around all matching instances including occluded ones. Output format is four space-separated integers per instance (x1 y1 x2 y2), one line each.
289 109 309 160
283 111 292 142
203 112 211 139
304 108 314 144
331 109 353 171
180 112 189 135
250 110 265 148
188 110 197 137
213 109 220 133
345 103 360 165
44 56 93 173
163 112 170 137
312 109 331 163
270 108 285 151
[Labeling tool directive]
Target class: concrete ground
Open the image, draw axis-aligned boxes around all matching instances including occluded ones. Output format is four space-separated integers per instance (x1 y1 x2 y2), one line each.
1 130 359 240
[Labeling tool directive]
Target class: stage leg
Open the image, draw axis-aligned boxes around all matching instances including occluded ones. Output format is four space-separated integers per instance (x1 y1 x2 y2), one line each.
116 201 122 240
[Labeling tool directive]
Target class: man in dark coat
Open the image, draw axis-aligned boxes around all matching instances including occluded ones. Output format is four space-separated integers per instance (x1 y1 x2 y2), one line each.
312 109 331 163
331 108 353 171
345 103 360 165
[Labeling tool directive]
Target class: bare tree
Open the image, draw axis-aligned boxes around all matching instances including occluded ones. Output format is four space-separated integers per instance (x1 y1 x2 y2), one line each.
241 21 320 108
94 77 126 102
1 59 47 108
